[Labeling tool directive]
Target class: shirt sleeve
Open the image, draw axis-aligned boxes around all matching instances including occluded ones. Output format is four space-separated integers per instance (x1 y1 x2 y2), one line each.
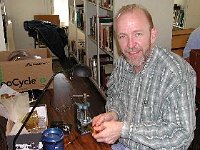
105 58 126 120
120 65 196 149
105 68 123 120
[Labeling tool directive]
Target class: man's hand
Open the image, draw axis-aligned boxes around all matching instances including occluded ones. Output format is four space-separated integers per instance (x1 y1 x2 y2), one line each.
92 121 123 144
92 111 118 127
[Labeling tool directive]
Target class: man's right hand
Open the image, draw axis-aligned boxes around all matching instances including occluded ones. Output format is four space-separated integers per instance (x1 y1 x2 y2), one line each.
92 111 118 127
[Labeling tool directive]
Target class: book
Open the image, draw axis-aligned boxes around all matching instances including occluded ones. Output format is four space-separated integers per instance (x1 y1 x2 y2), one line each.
99 21 113 52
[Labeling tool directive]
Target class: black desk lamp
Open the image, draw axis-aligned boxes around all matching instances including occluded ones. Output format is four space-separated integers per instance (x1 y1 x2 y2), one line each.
72 64 92 78
13 64 91 149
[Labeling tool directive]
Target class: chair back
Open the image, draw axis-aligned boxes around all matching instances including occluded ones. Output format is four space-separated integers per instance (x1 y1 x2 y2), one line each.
190 49 200 88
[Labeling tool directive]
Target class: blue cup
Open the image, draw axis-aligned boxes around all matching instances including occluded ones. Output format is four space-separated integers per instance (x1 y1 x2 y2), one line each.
41 128 64 150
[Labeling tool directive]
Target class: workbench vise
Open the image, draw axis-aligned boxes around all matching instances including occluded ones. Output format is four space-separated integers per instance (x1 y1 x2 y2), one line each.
72 93 92 135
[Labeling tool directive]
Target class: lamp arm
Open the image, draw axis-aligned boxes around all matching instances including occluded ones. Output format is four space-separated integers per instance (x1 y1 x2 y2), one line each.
13 71 63 150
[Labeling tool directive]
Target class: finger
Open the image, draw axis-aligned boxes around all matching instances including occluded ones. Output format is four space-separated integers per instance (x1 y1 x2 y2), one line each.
107 140 115 144
96 138 105 143
93 124 102 130
92 115 103 126
92 117 98 126
95 116 105 126
92 125 107 140
92 130 104 139
96 137 114 144
92 117 103 127
93 133 107 142
106 138 116 144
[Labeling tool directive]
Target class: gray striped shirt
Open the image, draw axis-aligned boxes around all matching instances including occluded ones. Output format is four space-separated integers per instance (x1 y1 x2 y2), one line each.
106 46 196 150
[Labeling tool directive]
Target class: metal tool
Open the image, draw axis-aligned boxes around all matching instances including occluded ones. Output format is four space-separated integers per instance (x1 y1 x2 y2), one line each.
73 93 92 135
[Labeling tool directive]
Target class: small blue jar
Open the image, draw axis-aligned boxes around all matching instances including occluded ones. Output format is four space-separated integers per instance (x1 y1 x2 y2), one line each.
41 128 64 150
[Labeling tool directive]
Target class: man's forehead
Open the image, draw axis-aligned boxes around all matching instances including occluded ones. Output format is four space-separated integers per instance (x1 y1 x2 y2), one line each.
117 10 147 24
116 10 149 26
117 9 144 18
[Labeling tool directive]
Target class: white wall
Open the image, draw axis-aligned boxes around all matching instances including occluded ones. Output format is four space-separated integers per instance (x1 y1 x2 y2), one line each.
0 9 6 51
4 0 52 50
184 0 200 28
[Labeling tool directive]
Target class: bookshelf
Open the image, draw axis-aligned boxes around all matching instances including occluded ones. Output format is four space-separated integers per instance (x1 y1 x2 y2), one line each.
85 0 114 95
69 0 174 97
68 0 85 63
173 4 184 28
173 0 200 29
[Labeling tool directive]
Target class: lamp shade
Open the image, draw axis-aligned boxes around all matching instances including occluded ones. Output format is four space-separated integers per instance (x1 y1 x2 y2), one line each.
72 64 92 78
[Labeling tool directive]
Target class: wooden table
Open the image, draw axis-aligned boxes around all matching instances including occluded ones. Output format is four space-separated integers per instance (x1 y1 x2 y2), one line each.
41 73 111 150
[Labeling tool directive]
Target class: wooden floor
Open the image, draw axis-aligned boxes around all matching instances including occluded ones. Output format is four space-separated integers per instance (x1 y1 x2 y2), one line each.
53 58 200 150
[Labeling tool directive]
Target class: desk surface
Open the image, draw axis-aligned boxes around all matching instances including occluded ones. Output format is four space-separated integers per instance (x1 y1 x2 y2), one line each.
42 73 111 150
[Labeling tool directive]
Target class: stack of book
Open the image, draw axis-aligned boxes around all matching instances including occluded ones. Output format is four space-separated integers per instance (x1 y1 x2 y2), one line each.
76 4 84 31
90 54 113 90
99 16 113 52
88 0 96 3
89 15 113 52
100 0 113 9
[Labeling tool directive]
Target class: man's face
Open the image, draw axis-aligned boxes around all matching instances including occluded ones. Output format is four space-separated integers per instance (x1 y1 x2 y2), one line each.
115 10 157 67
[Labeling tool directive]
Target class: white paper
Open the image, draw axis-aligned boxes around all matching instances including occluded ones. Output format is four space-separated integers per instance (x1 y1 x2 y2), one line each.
0 84 19 96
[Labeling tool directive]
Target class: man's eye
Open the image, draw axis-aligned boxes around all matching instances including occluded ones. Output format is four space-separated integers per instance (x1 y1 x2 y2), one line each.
119 35 126 39
135 33 142 37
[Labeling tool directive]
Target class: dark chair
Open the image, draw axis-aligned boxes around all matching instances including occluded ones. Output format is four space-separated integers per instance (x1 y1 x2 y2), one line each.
190 49 200 108
188 49 200 150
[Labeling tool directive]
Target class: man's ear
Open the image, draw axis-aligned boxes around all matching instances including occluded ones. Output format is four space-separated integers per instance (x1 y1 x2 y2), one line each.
151 27 158 44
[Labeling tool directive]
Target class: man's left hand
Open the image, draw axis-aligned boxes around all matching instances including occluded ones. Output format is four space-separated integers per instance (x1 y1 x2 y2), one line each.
92 121 123 144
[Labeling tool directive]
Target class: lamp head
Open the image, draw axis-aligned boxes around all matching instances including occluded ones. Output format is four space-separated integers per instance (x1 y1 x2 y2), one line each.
72 64 92 78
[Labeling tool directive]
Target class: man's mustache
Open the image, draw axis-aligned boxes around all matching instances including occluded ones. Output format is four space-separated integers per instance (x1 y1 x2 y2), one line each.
125 48 142 52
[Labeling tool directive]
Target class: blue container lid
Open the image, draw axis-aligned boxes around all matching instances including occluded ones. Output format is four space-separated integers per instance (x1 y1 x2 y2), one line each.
41 128 64 143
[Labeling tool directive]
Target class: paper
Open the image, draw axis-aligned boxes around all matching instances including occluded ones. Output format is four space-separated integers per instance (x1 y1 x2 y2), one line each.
0 84 30 135
0 84 19 96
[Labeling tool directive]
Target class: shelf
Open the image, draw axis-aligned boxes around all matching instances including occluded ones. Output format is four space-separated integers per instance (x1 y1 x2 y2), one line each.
100 47 113 58
88 35 97 44
77 27 85 34
89 77 107 99
99 5 113 12
87 1 97 6
84 0 114 95
71 52 79 63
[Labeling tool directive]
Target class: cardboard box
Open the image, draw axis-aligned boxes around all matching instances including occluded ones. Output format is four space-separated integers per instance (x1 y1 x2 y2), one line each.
0 49 53 92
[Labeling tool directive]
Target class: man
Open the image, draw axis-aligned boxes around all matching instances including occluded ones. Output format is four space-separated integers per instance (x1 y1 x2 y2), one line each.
183 26 200 62
92 4 196 150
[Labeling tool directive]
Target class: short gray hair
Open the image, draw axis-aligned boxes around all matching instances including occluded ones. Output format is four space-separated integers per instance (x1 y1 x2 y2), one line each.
114 4 154 30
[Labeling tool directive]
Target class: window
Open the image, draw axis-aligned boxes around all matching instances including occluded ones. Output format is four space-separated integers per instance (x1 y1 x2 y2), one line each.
53 0 69 26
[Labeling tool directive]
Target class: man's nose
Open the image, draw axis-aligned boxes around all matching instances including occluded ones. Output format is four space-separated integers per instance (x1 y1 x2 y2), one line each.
127 37 136 48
